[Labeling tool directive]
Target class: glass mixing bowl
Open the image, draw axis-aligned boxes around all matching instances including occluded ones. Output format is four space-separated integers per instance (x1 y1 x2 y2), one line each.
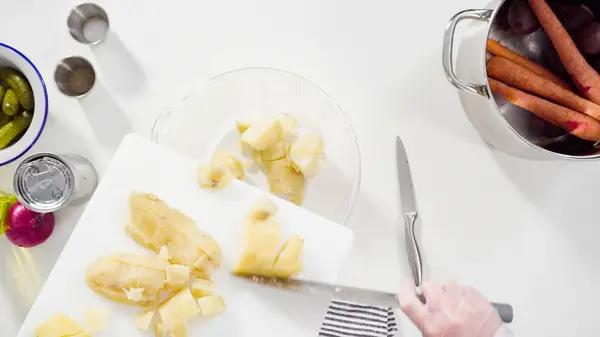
151 67 360 224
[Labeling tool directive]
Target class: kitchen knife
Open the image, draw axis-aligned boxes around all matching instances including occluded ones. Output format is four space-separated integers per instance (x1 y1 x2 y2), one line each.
235 274 514 323
396 136 423 287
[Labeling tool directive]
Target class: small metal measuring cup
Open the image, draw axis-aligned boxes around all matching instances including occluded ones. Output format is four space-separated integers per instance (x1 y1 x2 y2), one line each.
54 56 96 98
67 3 110 45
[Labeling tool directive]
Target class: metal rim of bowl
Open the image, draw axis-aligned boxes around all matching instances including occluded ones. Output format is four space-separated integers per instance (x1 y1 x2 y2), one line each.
53 55 97 98
67 3 110 45
483 1 600 161
151 67 362 225
0 42 49 166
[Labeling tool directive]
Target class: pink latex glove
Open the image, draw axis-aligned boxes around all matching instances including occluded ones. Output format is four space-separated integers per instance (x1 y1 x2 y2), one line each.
398 281 506 337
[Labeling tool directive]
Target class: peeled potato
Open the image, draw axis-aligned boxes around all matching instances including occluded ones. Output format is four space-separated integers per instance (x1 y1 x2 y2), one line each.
85 253 168 306
35 313 86 337
158 288 200 330
210 151 245 180
197 164 235 189
273 235 304 277
127 193 222 276
241 118 283 150
288 134 323 177
197 295 227 316
265 159 305 205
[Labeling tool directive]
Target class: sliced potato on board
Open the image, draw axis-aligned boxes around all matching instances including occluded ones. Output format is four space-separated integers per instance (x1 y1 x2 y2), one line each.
127 193 222 276
86 253 168 306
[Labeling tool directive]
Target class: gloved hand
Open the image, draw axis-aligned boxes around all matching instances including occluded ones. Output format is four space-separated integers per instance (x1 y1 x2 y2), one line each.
398 281 504 337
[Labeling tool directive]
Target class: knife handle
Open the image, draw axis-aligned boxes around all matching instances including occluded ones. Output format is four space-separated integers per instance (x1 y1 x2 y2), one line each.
404 212 423 287
492 302 514 324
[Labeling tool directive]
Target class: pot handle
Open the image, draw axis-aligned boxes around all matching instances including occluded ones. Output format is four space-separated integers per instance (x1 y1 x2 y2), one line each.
443 9 494 98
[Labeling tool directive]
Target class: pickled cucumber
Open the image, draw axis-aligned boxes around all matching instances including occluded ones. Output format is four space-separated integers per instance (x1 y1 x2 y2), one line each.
0 86 6 104
0 69 33 110
0 113 12 128
3 89 19 116
0 111 32 149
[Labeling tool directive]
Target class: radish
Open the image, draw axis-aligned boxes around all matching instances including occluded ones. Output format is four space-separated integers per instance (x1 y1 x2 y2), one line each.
5 202 55 248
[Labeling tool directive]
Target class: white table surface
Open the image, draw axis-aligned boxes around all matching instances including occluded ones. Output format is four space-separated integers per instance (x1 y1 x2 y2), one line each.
1 0 598 336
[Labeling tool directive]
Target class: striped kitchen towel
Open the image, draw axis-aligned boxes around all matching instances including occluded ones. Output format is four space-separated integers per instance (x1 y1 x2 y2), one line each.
319 300 397 337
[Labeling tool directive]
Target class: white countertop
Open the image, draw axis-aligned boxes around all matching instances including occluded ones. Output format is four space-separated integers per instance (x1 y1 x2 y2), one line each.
1 0 597 336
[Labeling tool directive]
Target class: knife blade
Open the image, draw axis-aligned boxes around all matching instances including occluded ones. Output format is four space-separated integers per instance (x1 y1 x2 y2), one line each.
235 274 514 323
396 136 423 287
235 274 400 308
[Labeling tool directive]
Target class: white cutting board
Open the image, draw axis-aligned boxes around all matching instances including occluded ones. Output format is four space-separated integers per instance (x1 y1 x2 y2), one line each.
17 134 354 337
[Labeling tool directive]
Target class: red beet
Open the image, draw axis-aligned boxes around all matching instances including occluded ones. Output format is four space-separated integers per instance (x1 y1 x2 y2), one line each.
5 203 55 248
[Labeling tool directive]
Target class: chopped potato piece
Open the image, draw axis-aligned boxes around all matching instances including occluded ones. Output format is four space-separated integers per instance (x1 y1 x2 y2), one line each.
277 114 297 137
85 307 109 332
127 193 222 276
288 134 323 177
169 322 189 337
158 289 200 329
158 246 170 262
154 322 168 337
125 288 145 302
241 118 283 150
35 313 85 337
197 296 227 316
211 151 245 180
273 235 304 277
197 164 235 189
235 120 253 134
191 278 215 298
261 142 287 162
248 197 278 222
134 310 154 330
165 264 191 290
265 159 305 205
86 253 168 306
233 218 281 276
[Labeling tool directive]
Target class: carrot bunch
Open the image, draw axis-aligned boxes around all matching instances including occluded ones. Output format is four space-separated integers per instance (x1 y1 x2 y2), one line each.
486 0 600 145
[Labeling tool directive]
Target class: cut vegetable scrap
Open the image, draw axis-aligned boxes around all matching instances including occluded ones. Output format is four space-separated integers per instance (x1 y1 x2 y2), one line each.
240 117 283 150
134 309 155 330
235 120 253 134
233 218 282 276
35 313 85 337
273 235 304 277
85 253 168 306
288 134 323 177
248 197 278 222
197 164 235 189
168 322 189 337
191 278 216 298
265 159 305 205
210 151 245 180
127 193 222 276
261 142 287 162
158 246 170 261
125 288 146 302
158 288 200 330
85 307 109 332
277 114 297 137
165 264 191 290
197 295 227 316
234 200 304 278
154 322 168 337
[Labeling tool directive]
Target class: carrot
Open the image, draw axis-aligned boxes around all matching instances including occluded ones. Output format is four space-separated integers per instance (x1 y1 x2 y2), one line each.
529 0 600 104
487 56 600 121
489 78 600 141
486 39 571 90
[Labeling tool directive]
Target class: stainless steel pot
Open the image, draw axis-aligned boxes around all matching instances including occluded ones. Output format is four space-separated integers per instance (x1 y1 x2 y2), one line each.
443 0 600 160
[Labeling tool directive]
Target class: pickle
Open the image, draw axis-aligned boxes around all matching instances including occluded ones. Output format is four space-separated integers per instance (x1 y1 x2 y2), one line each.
0 111 33 149
0 86 6 103
0 113 12 128
3 89 19 116
0 68 34 110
